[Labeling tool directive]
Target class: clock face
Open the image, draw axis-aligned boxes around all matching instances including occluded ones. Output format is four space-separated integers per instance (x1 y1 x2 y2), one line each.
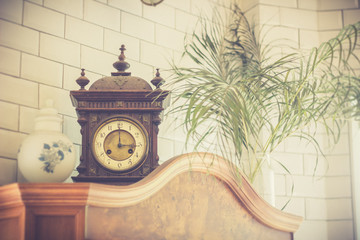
92 116 149 172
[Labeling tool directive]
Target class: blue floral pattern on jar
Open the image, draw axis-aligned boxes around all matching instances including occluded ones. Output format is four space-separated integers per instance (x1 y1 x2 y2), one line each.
38 141 73 173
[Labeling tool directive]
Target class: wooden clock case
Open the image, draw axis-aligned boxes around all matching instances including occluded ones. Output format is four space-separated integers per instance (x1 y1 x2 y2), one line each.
70 45 168 185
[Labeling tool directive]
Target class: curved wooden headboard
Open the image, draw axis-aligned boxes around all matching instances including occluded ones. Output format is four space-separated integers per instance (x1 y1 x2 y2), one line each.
0 152 302 240
86 152 302 240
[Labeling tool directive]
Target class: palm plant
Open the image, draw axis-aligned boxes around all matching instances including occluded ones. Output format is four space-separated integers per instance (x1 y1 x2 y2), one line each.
165 4 360 183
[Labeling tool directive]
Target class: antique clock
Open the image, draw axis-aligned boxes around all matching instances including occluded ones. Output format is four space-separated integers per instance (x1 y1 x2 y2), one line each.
70 45 168 185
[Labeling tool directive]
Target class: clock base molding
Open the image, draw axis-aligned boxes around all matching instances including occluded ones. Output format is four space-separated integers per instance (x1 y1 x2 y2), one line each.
72 175 144 185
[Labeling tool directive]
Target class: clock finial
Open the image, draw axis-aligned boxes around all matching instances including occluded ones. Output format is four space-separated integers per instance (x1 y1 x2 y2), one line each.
76 68 90 90
112 44 131 76
119 44 126 61
151 68 165 89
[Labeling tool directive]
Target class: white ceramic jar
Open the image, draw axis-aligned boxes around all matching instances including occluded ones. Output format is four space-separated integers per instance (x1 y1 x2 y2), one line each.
18 100 76 182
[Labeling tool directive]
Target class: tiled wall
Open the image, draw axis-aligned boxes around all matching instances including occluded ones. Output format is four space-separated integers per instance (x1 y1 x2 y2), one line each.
0 0 359 239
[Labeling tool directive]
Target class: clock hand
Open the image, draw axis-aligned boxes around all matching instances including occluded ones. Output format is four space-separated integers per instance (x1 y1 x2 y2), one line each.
117 129 123 148
120 143 136 148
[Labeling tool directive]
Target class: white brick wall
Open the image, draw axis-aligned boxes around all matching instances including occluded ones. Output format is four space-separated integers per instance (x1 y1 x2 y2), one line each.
318 11 343 30
21 53 63 87
0 74 38 107
166 0 191 12
39 85 75 117
300 29 320 49
0 0 22 24
260 0 297 8
0 101 18 131
140 41 172 69
84 0 120 31
344 9 360 26
306 198 353 220
81 46 115 75
0 158 17 185
0 46 20 76
143 4 175 28
24 2 65 37
104 29 140 60
317 0 358 11
0 129 26 159
65 16 104 49
121 12 155 41
63 65 102 91
303 154 351 176
19 106 38 134
257 0 359 239
280 8 318 30
0 0 359 239
109 0 142 16
259 5 280 25
175 10 197 33
125 58 153 80
155 24 185 51
40 33 81 66
0 20 39 55
44 0 83 18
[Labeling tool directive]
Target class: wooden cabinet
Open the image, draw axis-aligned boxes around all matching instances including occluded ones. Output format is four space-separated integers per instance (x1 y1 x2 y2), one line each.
20 184 88 240
0 183 88 240
0 184 25 240
0 153 302 240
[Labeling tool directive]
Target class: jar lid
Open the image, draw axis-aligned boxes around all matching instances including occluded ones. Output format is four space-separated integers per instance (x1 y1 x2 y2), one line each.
35 99 62 131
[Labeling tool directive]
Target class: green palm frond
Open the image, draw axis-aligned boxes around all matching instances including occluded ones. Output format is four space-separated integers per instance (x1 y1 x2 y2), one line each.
165 3 360 182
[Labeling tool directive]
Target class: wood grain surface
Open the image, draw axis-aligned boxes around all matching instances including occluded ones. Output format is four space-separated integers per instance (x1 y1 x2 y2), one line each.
87 171 292 240
86 152 302 240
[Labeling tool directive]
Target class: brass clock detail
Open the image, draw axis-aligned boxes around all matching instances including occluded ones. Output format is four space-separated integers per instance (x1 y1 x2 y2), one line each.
92 116 149 173
70 45 168 185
